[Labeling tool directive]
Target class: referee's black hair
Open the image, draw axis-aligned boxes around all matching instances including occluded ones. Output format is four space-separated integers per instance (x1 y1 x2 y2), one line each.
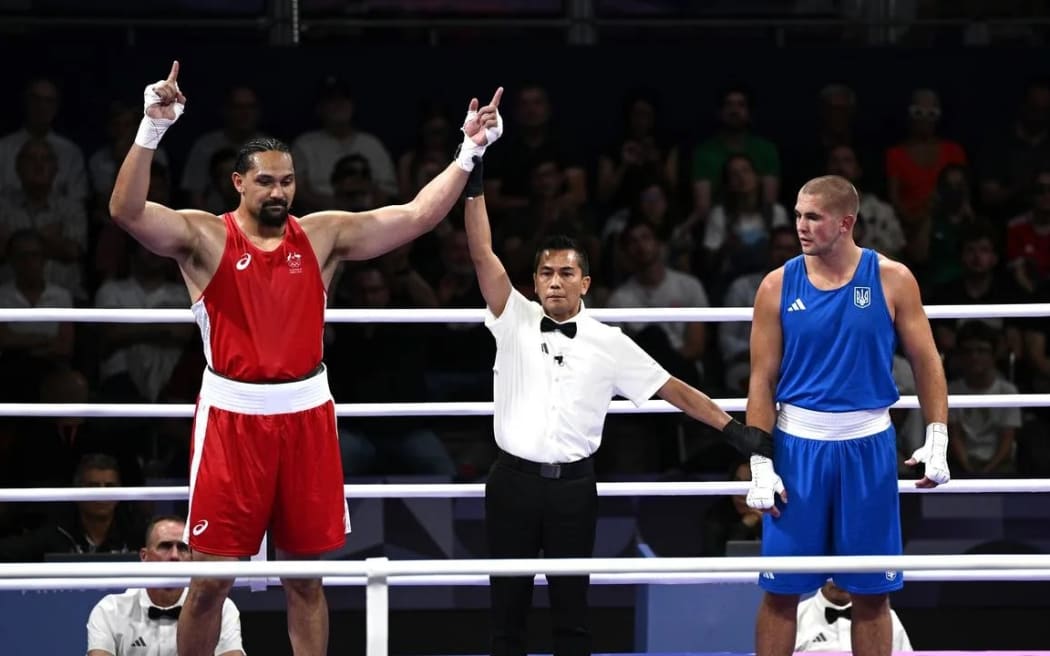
533 235 590 277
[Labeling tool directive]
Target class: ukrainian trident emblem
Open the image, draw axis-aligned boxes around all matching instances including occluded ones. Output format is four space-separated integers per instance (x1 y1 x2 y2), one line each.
854 286 871 309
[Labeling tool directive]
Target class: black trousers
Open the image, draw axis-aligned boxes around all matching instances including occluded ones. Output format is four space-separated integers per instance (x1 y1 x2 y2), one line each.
485 450 598 656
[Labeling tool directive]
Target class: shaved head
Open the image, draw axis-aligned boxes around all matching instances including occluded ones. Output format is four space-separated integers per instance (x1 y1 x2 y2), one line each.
799 175 860 217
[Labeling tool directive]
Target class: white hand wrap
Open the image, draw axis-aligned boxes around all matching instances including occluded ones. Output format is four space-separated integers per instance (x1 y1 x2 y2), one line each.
910 422 951 485
135 82 185 150
746 454 785 512
455 109 503 172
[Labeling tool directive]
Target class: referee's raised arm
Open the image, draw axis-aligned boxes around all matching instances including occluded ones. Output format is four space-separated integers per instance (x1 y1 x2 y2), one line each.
463 156 512 317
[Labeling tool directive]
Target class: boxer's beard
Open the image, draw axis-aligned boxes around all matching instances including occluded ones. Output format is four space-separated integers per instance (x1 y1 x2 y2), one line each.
259 200 289 227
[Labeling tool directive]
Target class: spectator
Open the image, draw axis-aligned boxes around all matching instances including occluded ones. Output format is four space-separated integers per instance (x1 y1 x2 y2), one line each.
500 157 596 285
918 164 979 287
930 222 1026 380
784 83 880 198
826 144 905 258
948 321 1022 475
1006 168 1050 293
291 75 397 211
398 104 456 201
204 148 241 215
979 78 1050 221
719 226 800 395
330 153 381 213
179 85 263 211
483 83 587 215
596 89 679 210
95 242 191 403
329 266 455 477
0 76 87 203
607 219 710 385
600 177 687 287
885 88 967 228
0 454 146 560
0 137 88 301
0 229 74 398
690 86 780 221
702 153 789 286
89 101 171 207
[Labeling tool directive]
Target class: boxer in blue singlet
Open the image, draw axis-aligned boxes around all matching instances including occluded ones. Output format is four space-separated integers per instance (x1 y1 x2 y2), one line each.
744 175 951 656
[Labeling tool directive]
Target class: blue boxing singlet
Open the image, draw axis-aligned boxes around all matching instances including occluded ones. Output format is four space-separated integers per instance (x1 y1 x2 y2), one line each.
774 249 899 412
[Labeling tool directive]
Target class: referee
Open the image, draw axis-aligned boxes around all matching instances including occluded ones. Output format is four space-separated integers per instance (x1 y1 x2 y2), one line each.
462 157 775 656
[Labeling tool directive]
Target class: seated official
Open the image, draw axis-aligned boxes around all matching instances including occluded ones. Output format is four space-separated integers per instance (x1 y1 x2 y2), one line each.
86 515 244 656
795 579 912 652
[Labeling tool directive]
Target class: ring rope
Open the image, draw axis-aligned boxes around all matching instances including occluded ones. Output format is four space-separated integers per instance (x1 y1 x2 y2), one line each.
5 301 1043 656
4 478 1049 503
2 554 1047 580
0 394 1046 419
3 568 1049 592
0 303 1048 323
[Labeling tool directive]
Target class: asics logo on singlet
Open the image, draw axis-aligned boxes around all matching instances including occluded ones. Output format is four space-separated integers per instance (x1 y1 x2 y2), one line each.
786 298 807 312
235 253 252 270
192 520 209 536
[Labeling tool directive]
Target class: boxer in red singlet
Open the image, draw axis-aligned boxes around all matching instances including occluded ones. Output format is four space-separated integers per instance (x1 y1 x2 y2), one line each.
109 61 503 656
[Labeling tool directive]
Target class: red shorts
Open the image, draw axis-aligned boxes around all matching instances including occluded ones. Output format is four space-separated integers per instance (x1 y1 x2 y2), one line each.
186 366 350 557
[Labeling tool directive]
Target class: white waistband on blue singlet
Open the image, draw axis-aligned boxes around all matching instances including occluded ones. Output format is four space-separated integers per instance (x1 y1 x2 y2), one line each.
776 403 892 440
198 366 332 415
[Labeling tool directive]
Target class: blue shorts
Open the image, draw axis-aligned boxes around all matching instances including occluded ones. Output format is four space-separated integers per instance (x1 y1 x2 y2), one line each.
758 426 902 595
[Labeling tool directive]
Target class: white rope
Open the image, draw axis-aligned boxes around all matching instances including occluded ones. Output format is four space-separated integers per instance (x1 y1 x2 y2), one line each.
0 393 1045 419
0 554 1045 580
1 304 1048 323
4 478 1049 503
2 568 1049 591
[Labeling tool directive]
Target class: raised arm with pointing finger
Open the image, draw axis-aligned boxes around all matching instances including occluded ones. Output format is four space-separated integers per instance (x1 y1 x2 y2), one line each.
108 60 505 656
110 61 505 298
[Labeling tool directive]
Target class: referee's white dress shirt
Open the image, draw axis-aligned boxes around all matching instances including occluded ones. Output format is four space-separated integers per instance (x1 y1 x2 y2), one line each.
795 588 912 652
485 289 670 463
86 588 244 656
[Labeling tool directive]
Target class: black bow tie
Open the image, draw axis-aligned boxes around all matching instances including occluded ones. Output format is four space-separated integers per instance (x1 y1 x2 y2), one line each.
148 606 182 621
541 317 577 338
825 605 851 624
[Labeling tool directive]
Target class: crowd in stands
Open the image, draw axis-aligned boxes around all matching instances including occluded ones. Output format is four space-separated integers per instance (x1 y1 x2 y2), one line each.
3 70 1050 552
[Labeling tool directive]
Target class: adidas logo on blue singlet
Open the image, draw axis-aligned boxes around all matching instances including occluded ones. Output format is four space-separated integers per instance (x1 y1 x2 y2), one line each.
787 298 806 312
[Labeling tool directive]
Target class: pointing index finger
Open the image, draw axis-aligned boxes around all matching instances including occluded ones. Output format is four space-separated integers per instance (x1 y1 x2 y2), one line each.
489 86 503 108
167 60 180 83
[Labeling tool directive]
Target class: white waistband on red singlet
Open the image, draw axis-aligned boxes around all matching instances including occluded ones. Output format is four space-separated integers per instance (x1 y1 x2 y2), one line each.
199 365 332 415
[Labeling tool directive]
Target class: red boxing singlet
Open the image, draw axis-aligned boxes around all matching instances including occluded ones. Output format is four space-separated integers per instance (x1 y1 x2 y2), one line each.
191 212 326 382
185 213 348 557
